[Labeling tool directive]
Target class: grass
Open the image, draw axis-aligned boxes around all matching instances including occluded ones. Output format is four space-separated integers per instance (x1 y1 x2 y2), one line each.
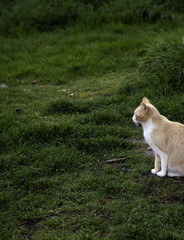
0 0 181 35
0 23 154 86
139 29 184 95
1 1 184 239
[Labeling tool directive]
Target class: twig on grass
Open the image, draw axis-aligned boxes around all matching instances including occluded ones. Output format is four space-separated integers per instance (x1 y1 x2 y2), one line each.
106 158 127 163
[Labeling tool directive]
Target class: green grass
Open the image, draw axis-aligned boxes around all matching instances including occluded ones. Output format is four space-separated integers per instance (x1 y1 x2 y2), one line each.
139 29 184 95
0 0 181 35
0 23 154 86
1 1 184 239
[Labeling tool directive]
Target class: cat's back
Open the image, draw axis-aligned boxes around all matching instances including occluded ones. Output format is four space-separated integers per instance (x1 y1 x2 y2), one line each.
153 115 184 135
169 120 184 135
152 115 184 151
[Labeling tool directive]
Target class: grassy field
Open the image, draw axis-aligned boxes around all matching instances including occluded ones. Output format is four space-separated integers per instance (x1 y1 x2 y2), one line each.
1 1 184 239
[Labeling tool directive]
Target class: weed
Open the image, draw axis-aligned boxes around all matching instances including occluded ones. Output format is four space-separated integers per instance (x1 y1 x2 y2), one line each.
139 29 184 95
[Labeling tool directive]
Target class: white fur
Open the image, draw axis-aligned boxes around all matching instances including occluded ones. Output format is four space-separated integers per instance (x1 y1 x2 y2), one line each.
168 171 183 177
132 114 140 126
168 167 183 177
132 115 138 125
142 119 168 177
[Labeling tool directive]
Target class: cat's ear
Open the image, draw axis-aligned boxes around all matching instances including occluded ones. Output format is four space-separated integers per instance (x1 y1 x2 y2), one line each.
142 97 150 104
141 103 148 112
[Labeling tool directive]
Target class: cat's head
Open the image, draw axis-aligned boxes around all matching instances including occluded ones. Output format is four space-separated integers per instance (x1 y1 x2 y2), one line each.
132 97 154 125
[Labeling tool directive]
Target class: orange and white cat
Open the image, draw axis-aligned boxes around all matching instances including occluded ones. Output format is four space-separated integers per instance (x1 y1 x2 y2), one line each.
132 97 184 177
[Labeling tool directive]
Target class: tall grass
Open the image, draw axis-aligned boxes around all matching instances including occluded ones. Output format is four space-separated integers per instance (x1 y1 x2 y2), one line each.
156 0 184 13
139 29 184 95
0 0 179 36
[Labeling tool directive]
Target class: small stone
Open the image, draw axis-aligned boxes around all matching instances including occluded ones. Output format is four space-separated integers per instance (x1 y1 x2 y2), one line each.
0 84 8 88
31 80 37 85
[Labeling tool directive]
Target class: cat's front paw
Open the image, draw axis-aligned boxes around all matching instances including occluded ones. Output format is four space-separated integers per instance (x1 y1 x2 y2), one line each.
151 169 157 174
157 171 166 177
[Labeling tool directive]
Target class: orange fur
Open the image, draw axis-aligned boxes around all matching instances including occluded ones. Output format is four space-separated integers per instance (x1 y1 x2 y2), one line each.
133 97 184 177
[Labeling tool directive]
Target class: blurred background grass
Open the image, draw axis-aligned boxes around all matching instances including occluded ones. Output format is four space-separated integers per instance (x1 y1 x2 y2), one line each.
0 0 183 35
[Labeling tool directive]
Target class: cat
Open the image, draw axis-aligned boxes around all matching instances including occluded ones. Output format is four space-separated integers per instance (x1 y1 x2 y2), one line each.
132 97 184 177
